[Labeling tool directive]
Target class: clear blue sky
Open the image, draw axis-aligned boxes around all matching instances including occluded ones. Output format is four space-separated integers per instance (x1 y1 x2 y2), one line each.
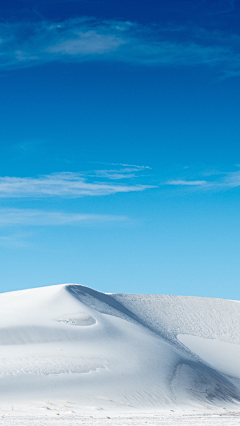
1 0 240 298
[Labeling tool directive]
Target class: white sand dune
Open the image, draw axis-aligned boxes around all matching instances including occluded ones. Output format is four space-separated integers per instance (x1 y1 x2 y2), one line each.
0 283 240 414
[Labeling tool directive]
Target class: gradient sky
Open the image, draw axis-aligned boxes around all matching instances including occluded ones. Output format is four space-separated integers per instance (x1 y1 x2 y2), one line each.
1 0 240 298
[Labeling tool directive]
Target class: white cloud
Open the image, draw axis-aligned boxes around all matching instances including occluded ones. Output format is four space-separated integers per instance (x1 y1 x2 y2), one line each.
0 232 32 248
88 165 151 180
0 209 126 226
46 29 125 55
167 180 208 186
0 18 240 75
0 171 154 198
221 170 240 188
166 170 240 190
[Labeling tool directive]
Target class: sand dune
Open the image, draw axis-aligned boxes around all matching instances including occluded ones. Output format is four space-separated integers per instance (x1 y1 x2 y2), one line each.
0 284 240 413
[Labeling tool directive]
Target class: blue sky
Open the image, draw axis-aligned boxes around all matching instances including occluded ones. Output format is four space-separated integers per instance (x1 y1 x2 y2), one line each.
1 0 240 298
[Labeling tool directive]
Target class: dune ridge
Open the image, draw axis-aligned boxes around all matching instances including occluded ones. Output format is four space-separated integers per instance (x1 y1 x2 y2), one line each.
0 283 240 412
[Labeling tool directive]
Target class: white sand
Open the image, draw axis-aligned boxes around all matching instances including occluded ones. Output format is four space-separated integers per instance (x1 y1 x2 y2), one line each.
0 283 240 421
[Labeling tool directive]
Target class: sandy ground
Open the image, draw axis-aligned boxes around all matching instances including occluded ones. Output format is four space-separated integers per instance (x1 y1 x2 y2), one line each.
2 412 240 426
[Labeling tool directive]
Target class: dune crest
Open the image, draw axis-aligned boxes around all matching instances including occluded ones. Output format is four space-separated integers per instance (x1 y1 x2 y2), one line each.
0 283 240 411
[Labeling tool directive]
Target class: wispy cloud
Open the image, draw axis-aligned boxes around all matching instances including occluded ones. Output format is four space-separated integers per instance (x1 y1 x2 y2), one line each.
0 209 126 226
88 164 151 180
89 162 151 169
167 180 207 186
0 18 240 75
222 170 240 188
0 232 32 248
0 171 154 198
166 169 240 190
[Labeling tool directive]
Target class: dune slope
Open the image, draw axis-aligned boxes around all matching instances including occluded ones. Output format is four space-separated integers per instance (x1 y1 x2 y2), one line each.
0 284 240 411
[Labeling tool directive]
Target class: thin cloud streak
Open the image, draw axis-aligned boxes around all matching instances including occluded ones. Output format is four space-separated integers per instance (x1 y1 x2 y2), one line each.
0 18 240 75
166 170 240 190
167 180 208 186
0 172 154 198
0 232 32 248
88 165 151 180
222 171 240 188
0 209 127 226
92 163 151 169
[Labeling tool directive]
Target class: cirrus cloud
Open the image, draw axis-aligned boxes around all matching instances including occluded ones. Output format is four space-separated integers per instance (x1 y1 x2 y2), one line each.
167 180 208 186
0 209 126 226
0 171 155 198
0 18 240 76
166 169 240 190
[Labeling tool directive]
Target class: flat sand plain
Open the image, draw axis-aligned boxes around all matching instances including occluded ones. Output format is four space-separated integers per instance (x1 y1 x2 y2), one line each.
2 412 240 426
